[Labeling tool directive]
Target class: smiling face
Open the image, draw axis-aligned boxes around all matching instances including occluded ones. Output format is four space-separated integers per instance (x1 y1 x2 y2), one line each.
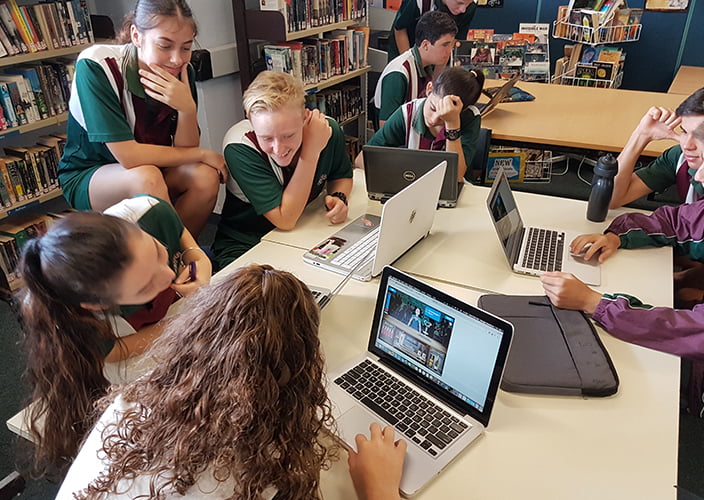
679 115 704 175
131 16 195 76
112 228 176 306
249 105 306 167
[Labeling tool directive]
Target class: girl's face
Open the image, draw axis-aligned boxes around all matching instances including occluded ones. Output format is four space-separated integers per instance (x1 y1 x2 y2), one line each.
131 16 195 77
250 105 307 167
423 92 446 129
113 229 176 305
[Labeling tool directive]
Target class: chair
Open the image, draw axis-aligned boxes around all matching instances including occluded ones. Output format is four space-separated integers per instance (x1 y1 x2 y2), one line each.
466 127 492 185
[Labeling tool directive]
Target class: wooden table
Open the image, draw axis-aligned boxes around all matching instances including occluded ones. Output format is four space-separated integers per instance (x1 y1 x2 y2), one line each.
479 80 685 157
668 66 704 95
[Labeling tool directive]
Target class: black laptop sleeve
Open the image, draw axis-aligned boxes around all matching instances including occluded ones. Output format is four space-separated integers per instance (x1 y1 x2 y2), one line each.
477 295 619 397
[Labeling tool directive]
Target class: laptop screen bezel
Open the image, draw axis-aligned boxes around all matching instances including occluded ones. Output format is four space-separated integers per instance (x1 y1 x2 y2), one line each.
486 169 525 267
367 266 513 427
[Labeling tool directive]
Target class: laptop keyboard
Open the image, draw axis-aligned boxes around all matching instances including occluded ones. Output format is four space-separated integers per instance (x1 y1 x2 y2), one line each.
334 359 470 457
521 227 564 272
332 226 380 269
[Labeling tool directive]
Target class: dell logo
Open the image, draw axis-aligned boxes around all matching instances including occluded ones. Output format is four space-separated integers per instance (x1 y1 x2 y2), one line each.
409 209 416 224
402 170 416 182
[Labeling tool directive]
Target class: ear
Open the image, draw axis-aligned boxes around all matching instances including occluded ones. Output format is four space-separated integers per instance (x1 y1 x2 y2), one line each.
80 302 108 312
130 25 141 48
425 81 433 96
419 39 430 52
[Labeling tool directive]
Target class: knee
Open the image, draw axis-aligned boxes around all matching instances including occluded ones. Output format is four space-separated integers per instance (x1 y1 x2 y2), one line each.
188 164 220 198
127 165 168 196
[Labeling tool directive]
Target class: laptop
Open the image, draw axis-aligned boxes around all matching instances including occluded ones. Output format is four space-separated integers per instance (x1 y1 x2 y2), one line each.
486 169 601 285
308 249 374 309
328 266 513 496
303 162 446 281
474 74 521 117
363 146 462 208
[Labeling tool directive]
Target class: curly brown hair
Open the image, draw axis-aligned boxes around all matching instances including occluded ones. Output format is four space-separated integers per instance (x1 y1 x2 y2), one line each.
78 264 337 499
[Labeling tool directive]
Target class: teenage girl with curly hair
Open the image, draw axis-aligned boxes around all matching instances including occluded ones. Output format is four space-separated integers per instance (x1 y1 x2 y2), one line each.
56 264 406 500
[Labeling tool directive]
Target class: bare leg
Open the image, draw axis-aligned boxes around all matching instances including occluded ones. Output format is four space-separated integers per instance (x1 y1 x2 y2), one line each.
162 163 220 238
88 163 170 211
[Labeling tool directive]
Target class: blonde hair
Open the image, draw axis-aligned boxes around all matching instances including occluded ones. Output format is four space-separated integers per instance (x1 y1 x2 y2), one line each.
243 71 306 117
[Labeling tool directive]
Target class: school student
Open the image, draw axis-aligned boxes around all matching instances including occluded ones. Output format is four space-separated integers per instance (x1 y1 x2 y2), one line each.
374 11 457 128
18 195 211 471
56 265 405 500
358 66 484 182
609 88 704 208
387 0 477 62
58 0 227 237
213 71 353 269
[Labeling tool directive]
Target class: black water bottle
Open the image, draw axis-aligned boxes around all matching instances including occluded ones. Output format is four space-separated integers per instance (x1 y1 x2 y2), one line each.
587 154 618 222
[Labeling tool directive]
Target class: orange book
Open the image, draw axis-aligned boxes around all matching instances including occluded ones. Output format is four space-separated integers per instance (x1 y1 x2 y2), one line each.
6 0 35 52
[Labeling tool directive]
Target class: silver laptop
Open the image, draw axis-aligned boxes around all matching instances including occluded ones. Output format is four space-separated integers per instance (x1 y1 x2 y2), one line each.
328 266 513 496
303 162 446 281
486 169 601 285
475 74 520 117
363 146 462 208
308 249 373 309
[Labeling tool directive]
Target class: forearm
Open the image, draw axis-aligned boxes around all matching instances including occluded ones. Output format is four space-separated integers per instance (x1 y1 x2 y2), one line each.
173 110 200 147
610 132 653 208
107 140 208 169
265 158 319 230
446 138 466 181
104 320 165 362
327 177 352 197
394 29 410 54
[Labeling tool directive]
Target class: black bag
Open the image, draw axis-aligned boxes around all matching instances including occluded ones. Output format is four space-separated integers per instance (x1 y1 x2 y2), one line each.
477 295 619 397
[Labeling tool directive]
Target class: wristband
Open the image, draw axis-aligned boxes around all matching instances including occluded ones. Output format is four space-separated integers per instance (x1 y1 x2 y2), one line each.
329 191 348 206
445 128 461 141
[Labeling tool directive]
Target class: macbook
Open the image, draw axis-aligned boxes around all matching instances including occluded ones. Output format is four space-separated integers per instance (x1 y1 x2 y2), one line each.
474 74 521 117
328 266 513 496
363 146 462 208
303 162 446 281
486 169 601 285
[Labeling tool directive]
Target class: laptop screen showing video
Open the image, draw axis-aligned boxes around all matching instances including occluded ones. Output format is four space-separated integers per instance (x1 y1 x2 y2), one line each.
369 268 511 423
487 174 524 263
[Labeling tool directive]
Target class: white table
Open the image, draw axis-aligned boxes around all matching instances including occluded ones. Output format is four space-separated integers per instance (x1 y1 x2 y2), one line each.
220 241 679 500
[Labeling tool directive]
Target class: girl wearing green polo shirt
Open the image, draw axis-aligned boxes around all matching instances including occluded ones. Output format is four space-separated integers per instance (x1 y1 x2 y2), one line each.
17 195 211 473
361 67 484 182
58 0 226 237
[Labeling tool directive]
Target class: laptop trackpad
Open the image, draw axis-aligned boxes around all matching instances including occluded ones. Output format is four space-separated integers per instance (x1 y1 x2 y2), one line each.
338 405 415 483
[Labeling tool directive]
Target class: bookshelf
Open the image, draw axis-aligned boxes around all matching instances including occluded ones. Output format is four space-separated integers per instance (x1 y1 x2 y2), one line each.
232 0 370 145
0 42 86 67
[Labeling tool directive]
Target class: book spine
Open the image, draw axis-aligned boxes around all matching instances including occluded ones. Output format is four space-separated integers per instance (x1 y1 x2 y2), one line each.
4 80 27 125
39 4 59 50
56 1 76 45
0 3 26 53
0 241 16 286
0 163 11 207
32 5 52 50
3 157 24 201
33 64 55 116
8 0 36 52
21 5 45 51
79 0 92 43
8 157 32 198
32 148 49 191
0 82 17 128
45 64 65 113
7 151 38 195
48 2 68 47
0 15 17 55
0 158 15 203
66 1 84 45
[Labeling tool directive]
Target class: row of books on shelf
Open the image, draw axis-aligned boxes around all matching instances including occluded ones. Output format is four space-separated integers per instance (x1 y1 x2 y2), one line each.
0 0 93 57
259 0 366 34
452 27 551 82
553 43 625 87
304 83 361 123
264 26 369 85
0 133 66 211
555 3 642 43
0 59 73 129
0 207 73 289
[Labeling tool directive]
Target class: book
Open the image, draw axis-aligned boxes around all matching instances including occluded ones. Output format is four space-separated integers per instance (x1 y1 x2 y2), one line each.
519 22 550 44
498 41 525 67
0 73 36 122
0 81 17 128
79 0 93 43
470 43 496 65
21 5 46 51
4 155 33 199
46 2 68 47
626 8 643 40
4 146 44 193
0 158 14 203
467 29 494 42
594 60 615 80
264 44 293 74
7 0 37 52
0 79 27 125
32 4 54 49
0 2 27 53
5 66 49 119
575 63 597 85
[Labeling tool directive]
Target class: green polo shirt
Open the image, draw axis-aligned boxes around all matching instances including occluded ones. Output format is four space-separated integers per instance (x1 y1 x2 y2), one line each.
387 0 477 60
368 98 480 172
635 145 682 193
213 117 353 269
377 46 433 122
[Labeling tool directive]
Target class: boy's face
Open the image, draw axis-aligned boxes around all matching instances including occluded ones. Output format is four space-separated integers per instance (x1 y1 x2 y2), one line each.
249 105 306 167
679 114 704 175
443 0 474 15
420 34 456 66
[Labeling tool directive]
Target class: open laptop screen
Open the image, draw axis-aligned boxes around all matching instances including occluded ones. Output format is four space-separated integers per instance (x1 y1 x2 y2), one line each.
487 171 524 265
368 267 512 425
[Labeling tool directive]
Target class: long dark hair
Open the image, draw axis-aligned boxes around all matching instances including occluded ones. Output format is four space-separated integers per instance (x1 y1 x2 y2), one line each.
18 212 138 472
78 265 337 499
117 0 198 44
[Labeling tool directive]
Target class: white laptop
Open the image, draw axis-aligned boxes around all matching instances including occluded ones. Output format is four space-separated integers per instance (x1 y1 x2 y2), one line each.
303 162 446 281
328 266 513 496
363 146 462 208
486 169 601 285
308 249 373 309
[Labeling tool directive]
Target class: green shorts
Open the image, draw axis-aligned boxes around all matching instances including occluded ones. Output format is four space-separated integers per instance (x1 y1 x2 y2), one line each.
58 166 101 210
